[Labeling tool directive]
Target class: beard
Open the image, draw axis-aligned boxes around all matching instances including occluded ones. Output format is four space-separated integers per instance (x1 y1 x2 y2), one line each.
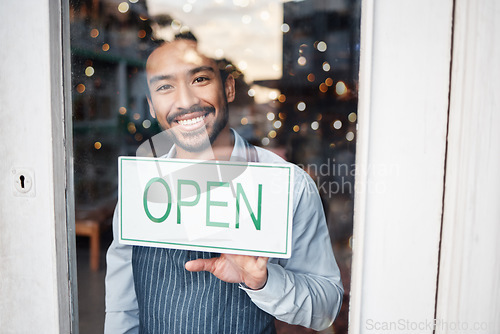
166 104 229 153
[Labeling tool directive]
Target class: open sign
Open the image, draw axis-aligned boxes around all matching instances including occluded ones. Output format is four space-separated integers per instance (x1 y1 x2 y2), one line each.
119 157 294 258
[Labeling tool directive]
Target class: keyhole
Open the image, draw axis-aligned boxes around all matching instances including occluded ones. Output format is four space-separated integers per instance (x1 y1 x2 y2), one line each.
20 175 25 189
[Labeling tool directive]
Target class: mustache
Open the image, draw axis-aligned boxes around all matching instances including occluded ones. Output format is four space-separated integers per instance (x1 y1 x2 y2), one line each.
166 106 216 124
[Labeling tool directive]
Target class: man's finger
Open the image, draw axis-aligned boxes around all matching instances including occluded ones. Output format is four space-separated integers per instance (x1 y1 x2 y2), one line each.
185 258 216 272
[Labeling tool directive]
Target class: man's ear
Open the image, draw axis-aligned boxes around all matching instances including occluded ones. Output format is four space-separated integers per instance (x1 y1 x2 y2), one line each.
147 97 156 118
224 74 236 103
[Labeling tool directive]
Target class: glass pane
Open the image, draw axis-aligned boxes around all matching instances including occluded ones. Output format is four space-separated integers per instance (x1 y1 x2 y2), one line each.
70 0 359 333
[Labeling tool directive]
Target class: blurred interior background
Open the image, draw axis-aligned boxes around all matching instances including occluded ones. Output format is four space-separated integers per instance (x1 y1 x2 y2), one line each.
69 0 360 332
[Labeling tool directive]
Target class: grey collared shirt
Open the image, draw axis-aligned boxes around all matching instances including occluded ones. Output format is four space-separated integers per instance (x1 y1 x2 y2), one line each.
104 130 343 333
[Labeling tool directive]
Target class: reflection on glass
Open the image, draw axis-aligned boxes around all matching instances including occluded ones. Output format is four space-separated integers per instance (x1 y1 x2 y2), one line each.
70 0 360 333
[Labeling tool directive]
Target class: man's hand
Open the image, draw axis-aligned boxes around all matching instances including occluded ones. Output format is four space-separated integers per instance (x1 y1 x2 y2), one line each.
185 254 269 290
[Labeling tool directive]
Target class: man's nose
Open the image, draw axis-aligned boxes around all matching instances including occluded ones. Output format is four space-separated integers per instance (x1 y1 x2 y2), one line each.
176 83 200 109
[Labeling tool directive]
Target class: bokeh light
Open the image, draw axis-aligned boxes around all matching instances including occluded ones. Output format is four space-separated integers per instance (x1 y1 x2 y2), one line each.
346 131 355 141
118 2 129 13
317 41 327 52
142 120 151 129
76 84 85 93
336 81 347 95
297 102 306 111
348 112 357 122
85 66 95 77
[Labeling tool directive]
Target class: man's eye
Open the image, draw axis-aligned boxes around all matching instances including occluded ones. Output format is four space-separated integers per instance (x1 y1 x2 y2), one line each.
194 77 209 84
156 84 172 92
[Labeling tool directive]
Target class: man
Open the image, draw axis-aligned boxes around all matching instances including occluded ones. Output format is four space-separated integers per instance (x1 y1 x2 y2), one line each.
105 38 343 333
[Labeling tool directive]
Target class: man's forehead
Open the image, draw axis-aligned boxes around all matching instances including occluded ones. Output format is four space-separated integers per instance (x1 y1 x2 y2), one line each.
146 40 216 74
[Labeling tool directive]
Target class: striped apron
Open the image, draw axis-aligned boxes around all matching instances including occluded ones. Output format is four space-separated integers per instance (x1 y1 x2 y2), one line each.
132 140 275 333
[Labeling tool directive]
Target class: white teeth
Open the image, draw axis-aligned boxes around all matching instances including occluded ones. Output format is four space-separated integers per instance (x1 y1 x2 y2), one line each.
178 115 205 126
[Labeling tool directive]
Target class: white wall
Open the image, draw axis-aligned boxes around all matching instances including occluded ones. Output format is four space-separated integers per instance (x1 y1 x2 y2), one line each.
0 1 75 333
350 0 454 333
436 0 500 333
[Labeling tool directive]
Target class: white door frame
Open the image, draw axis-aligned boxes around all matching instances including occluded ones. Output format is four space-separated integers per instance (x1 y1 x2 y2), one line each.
350 0 453 332
350 0 500 333
0 0 77 332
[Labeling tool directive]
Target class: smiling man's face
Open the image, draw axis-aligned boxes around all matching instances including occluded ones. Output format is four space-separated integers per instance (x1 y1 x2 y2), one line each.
146 39 235 153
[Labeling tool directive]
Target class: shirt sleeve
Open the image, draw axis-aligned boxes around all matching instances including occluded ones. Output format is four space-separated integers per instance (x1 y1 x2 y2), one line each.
104 207 140 334
241 168 344 331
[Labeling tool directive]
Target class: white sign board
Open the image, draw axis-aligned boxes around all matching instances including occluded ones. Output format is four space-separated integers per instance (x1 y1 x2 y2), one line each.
119 157 294 258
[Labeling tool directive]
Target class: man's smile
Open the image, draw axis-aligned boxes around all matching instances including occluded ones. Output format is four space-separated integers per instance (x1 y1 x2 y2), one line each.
176 114 206 126
167 106 216 131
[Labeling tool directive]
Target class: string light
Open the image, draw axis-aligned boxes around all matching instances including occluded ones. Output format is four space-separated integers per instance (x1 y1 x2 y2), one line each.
348 112 357 122
85 66 94 77
336 81 347 95
317 41 327 52
127 122 136 134
142 120 151 129
118 2 129 13
297 102 306 111
76 84 85 93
